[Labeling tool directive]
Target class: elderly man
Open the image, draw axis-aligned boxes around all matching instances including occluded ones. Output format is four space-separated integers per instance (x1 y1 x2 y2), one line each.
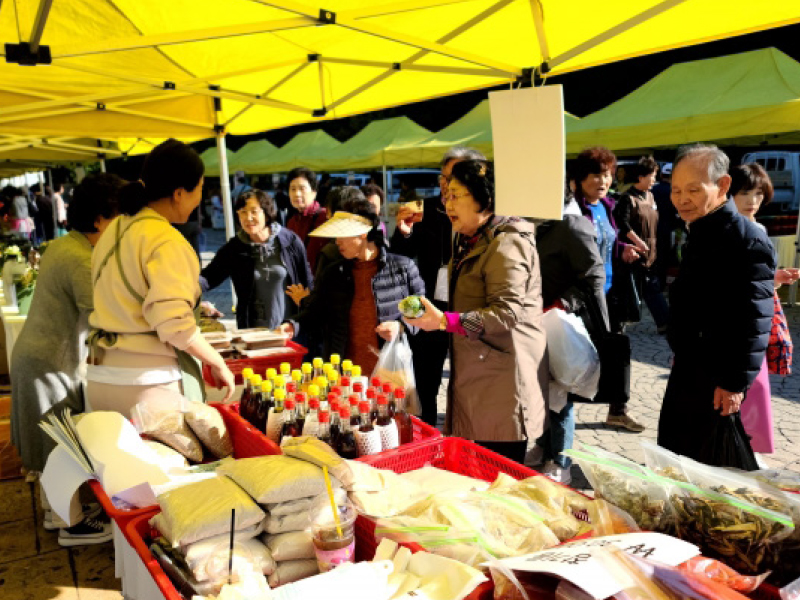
658 144 775 465
391 146 486 427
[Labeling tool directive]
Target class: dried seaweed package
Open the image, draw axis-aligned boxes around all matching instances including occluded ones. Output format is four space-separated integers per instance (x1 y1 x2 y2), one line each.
641 441 689 483
663 477 794 575
566 449 675 533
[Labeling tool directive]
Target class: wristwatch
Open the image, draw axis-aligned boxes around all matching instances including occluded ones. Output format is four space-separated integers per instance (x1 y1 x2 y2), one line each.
439 313 448 331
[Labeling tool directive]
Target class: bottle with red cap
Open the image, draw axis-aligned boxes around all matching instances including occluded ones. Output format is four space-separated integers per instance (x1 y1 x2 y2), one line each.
281 397 302 441
265 388 286 444
294 391 307 432
348 396 360 428
375 394 399 451
339 376 351 398
393 387 414 445
370 376 382 395
335 405 358 459
354 401 381 456
365 387 378 423
317 410 333 446
302 394 320 437
381 382 396 417
330 397 341 447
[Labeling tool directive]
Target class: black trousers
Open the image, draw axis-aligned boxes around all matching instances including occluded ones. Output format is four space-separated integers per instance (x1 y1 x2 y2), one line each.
409 303 449 427
475 440 527 464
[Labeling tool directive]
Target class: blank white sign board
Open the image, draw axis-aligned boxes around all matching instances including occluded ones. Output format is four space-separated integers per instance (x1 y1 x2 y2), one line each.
489 85 565 220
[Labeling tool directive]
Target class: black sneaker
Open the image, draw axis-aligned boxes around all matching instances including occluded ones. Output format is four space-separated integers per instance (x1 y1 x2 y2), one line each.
44 502 105 531
58 516 113 547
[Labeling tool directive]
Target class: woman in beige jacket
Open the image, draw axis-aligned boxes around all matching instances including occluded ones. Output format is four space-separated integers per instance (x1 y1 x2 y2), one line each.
406 160 547 463
86 139 234 416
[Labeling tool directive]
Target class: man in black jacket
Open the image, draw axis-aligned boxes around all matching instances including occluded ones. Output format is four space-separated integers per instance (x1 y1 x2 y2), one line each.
391 146 485 426
658 144 775 465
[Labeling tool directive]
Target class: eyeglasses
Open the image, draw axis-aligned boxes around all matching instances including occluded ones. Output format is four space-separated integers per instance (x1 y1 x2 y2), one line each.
445 191 472 203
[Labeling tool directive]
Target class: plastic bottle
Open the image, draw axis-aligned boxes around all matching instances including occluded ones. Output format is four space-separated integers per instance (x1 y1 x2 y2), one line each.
348 395 360 428
312 357 324 379
393 388 414 445
342 359 353 378
351 365 364 396
354 401 381 456
329 397 341 447
294 391 307 433
265 388 285 443
281 398 302 441
279 362 291 378
382 382 396 417
316 376 329 400
273 374 286 391
239 369 255 422
301 363 313 390
375 395 399 451
254 380 274 432
317 410 333 446
335 406 358 459
370 376 382 395
291 369 303 391
328 370 340 391
330 354 342 375
266 367 278 383
243 375 263 426
302 391 320 437
339 376 351 399
365 387 377 423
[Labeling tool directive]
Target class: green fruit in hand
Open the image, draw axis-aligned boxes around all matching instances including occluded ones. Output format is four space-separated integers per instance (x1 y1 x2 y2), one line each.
399 295 424 318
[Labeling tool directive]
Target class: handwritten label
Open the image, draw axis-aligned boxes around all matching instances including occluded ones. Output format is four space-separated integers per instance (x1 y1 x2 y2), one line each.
484 533 700 600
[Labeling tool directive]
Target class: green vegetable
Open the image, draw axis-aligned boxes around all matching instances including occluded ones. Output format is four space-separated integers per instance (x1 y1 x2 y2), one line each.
399 295 424 318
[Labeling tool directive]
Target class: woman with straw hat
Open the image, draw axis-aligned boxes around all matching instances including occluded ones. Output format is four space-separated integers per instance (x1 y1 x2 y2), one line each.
277 192 424 375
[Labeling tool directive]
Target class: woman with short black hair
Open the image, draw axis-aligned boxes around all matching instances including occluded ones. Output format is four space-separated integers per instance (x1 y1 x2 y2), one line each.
201 189 313 329
286 166 328 271
10 173 123 544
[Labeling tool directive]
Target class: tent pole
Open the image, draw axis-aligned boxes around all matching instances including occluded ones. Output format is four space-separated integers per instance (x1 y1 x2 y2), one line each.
217 134 235 243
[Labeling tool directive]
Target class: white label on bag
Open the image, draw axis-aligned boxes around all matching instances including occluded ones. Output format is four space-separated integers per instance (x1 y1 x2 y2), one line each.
434 266 449 302
483 533 699 600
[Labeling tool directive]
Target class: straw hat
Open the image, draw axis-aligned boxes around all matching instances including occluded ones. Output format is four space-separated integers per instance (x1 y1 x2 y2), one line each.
308 211 374 238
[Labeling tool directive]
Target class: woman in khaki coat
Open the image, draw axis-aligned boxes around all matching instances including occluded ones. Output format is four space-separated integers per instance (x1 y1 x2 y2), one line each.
406 160 547 462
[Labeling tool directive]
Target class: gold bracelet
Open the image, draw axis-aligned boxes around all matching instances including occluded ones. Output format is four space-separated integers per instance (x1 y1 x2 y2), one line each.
439 313 448 331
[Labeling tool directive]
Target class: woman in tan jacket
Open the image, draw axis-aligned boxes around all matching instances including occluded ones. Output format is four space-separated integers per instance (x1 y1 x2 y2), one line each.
406 160 547 463
86 139 234 416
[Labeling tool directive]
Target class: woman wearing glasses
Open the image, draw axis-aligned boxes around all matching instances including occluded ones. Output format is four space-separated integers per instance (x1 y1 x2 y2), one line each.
200 189 313 329
405 160 548 463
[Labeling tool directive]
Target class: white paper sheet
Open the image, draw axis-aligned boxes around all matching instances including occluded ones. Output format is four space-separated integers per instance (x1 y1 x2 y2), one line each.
40 446 91 525
489 85 565 220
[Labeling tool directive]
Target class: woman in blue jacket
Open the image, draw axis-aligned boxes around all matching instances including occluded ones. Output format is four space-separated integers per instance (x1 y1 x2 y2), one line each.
201 189 313 329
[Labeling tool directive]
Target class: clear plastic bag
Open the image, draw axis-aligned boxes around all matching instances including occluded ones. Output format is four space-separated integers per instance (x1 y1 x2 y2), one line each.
131 390 203 462
587 499 641 535
676 557 767 593
641 441 689 482
542 309 600 398
372 332 421 416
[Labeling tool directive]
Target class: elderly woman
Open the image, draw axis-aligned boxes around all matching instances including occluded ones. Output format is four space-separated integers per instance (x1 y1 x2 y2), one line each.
86 139 235 416
659 145 776 466
286 166 328 272
278 195 424 375
572 146 644 433
614 156 670 333
406 160 547 463
200 189 313 329
10 173 123 545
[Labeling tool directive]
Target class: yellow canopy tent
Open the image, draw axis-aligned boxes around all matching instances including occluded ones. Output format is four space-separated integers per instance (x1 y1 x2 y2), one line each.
566 48 800 153
2 0 798 236
229 140 279 172
246 130 341 173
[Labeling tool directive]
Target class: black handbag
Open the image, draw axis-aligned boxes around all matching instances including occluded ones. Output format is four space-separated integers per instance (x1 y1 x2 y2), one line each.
607 261 642 325
576 288 631 405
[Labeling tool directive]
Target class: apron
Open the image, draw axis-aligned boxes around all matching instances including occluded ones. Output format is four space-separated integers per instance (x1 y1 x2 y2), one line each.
88 216 206 403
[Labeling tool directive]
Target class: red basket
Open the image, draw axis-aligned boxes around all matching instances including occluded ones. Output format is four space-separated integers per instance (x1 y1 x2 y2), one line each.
410 415 441 443
203 341 307 386
90 402 281 545
126 513 184 600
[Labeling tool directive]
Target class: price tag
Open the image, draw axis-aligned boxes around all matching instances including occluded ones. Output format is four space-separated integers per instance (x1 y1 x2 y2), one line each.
484 533 699 600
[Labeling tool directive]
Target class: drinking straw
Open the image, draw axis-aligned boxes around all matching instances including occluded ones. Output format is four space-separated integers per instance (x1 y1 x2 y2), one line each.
322 466 343 538
228 508 235 585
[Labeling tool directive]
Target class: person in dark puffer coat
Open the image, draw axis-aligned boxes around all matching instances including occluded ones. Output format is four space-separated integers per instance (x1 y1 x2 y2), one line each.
279 194 424 374
658 144 775 465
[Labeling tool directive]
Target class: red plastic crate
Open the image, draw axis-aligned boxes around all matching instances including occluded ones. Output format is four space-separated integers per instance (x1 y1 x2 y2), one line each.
126 513 184 600
410 415 442 443
90 403 281 545
203 341 307 386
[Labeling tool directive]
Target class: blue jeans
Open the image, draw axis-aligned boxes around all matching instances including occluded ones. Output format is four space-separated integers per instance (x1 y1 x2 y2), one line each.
535 400 575 468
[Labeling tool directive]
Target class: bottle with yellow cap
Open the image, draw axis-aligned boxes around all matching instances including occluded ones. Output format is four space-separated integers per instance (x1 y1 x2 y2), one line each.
266 367 278 382
273 374 286 391
350 365 365 398
312 357 324 379
279 362 291 376
302 384 321 436
291 369 303 387
243 375 263 427
240 367 255 417
328 370 340 389
316 376 329 399
341 359 353 378
253 380 274 432
265 387 286 443
301 363 313 391
330 354 342 375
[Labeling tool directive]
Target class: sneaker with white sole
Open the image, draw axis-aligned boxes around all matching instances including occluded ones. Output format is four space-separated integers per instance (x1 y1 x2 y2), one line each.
58 517 113 547
525 444 545 468
44 503 104 531
542 460 572 486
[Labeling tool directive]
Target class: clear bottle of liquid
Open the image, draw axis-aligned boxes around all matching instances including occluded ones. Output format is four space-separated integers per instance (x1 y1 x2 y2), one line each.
335 406 358 459
281 398 302 441
302 395 320 437
266 367 278 384
330 354 342 375
329 397 341 447
265 388 285 443
316 376 330 399
354 401 381 456
328 370 340 392
254 380 274 432
382 382 396 417
393 388 414 445
375 396 399 451
279 362 291 379
301 363 313 391
291 369 303 392
370 376 382 396
317 410 332 446
365 388 378 423
312 357 324 379
273 374 286 392
239 369 254 421
243 375 263 426
342 359 353 379
348 395 360 428
294 391 307 433
338 376 350 400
